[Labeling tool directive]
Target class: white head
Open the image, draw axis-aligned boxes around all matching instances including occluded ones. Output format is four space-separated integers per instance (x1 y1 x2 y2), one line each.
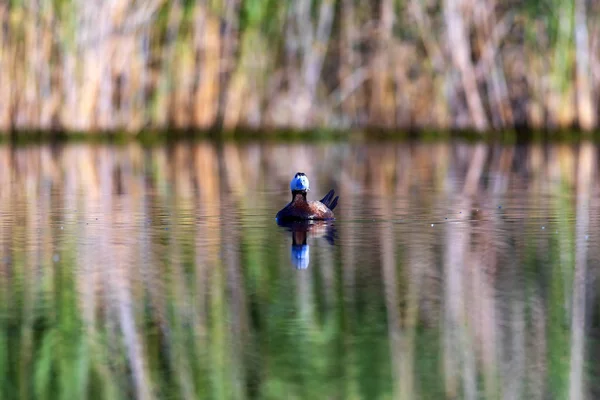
290 172 310 192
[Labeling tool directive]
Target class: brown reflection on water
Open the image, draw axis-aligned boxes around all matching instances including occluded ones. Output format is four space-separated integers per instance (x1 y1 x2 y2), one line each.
0 141 599 399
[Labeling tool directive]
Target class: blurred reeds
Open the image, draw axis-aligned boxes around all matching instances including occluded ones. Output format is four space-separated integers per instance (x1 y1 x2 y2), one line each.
1 0 599 134
0 142 599 398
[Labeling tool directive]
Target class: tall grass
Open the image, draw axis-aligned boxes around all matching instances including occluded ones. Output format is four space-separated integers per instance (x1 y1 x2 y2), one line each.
0 0 599 134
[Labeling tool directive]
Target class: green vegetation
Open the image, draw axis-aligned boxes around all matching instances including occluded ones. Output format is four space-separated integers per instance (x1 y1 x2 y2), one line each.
0 0 598 135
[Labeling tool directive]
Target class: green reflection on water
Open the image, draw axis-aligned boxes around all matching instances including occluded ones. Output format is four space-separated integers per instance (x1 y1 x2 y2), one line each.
0 141 597 399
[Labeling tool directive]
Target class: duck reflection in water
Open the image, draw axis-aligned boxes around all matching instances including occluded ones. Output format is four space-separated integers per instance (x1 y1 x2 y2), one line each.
277 220 336 269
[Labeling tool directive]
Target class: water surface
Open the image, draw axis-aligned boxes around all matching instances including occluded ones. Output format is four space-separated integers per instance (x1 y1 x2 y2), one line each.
0 141 599 399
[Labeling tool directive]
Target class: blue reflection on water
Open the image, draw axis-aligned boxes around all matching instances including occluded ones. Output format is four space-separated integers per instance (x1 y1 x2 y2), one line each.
277 220 336 269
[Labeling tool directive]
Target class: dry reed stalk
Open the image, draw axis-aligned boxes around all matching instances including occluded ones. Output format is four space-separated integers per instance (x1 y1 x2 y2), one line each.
549 2 576 129
444 0 489 131
173 47 195 128
2 0 600 132
338 0 360 125
194 5 220 129
152 0 183 129
222 62 247 130
368 0 395 128
574 0 596 131
0 5 10 132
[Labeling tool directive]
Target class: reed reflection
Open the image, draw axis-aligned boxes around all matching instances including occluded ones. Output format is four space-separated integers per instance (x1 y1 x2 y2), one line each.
0 141 598 399
277 220 336 269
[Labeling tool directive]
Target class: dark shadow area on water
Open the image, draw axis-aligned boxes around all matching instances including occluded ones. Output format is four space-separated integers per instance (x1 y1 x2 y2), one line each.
3 127 600 147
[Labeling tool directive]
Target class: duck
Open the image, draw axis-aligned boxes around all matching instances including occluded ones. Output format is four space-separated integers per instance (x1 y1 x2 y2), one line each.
276 172 339 221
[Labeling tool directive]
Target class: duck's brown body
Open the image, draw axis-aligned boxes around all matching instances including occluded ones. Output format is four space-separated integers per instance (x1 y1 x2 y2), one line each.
276 189 338 221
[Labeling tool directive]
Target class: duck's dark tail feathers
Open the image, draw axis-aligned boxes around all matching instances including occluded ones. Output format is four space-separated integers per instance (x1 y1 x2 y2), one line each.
329 196 339 211
320 189 339 211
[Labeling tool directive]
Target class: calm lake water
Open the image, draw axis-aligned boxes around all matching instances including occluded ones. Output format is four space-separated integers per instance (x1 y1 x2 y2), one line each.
0 141 599 399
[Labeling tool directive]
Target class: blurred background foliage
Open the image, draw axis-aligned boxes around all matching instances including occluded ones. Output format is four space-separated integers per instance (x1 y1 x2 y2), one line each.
0 0 599 134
